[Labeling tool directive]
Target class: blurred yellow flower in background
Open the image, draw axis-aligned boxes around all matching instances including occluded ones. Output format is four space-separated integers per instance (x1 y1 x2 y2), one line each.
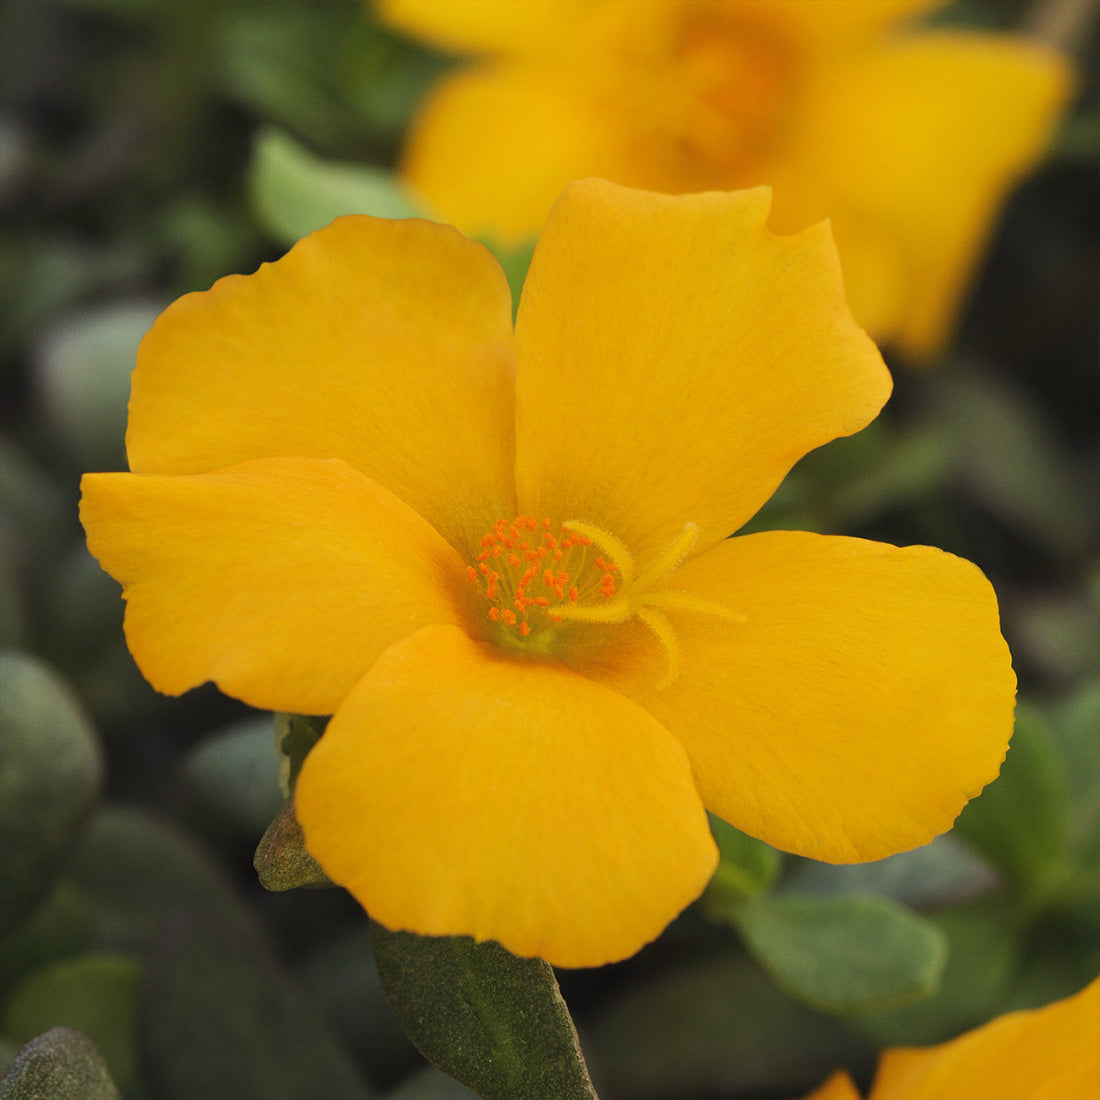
804 976 1100 1100
81 180 1015 967
380 0 1072 359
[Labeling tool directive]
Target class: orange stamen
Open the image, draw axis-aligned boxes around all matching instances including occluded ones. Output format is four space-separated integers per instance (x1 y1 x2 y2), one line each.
465 514 620 641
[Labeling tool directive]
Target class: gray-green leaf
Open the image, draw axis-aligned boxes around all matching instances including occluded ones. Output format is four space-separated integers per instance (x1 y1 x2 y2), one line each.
141 916 372 1100
782 834 998 909
0 1028 121 1100
274 712 327 795
35 302 161 468
371 927 597 1100
853 895 1021 1046
733 893 948 1014
253 796 333 891
0 653 103 936
584 948 866 1098
1 954 141 1097
178 716 284 843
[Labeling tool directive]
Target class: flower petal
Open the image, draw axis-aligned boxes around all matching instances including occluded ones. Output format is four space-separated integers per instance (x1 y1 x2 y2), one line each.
514 180 891 563
568 531 1015 862
80 458 470 715
402 64 623 245
803 1070 864 1100
773 33 1073 357
377 0 586 57
733 0 944 48
870 978 1099 1100
295 623 717 967
378 1 944 58
126 215 517 556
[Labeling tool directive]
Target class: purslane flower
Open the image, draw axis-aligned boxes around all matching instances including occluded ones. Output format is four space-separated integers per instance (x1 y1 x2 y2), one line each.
80 180 1015 967
379 0 1072 358
803 977 1100 1100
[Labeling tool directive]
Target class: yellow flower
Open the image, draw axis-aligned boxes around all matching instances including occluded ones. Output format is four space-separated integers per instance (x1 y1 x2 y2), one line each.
379 0 1072 359
804 977 1100 1100
80 180 1015 967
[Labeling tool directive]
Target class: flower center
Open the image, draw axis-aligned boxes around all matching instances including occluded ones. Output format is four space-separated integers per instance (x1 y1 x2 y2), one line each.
614 10 793 185
466 516 620 640
467 516 745 686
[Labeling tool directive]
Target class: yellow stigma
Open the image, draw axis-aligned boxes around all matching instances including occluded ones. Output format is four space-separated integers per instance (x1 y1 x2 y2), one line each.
467 516 746 688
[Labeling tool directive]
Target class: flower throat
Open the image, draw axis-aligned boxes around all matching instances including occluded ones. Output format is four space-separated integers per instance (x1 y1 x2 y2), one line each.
466 517 618 639
467 515 746 686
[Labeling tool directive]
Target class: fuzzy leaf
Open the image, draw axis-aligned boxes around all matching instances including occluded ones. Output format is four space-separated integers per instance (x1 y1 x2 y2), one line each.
2 955 141 1096
782 835 999 909
0 1028 120 1100
371 927 597 1100
733 894 948 1014
66 807 260 951
0 653 102 936
178 717 284 843
853 895 1021 1046
253 796 333 891
141 916 371 1100
584 948 864 1098
274 712 327 795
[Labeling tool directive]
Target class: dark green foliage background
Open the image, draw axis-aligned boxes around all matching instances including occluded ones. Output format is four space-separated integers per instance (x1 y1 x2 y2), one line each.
0 1 1097 1097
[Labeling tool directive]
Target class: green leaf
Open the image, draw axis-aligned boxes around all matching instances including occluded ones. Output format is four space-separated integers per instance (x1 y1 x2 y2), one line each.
1011 584 1100 684
584 948 868 1098
486 241 535 318
702 815 783 910
336 22 448 140
0 439 67 551
0 653 103 936
213 5 369 152
258 715 335 891
157 193 262 295
178 716 284 843
274 712 328 795
928 368 1096 559
0 234 149 358
782 834 999 909
140 916 372 1100
733 894 948 1014
0 1040 20 1083
824 422 953 526
852 895 1022 1046
35 547 129 671
0 1028 121 1100
295 925 420 1084
998 918 1100 1013
955 706 1070 892
35 302 162 468
0 883 97 993
1049 678 1100 854
249 128 420 246
2 954 142 1097
0 533 26 650
371 927 597 1100
65 807 261 951
253 796 333 891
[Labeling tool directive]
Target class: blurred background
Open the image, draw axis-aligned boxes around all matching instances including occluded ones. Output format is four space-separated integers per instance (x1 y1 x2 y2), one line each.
0 1 1097 1098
